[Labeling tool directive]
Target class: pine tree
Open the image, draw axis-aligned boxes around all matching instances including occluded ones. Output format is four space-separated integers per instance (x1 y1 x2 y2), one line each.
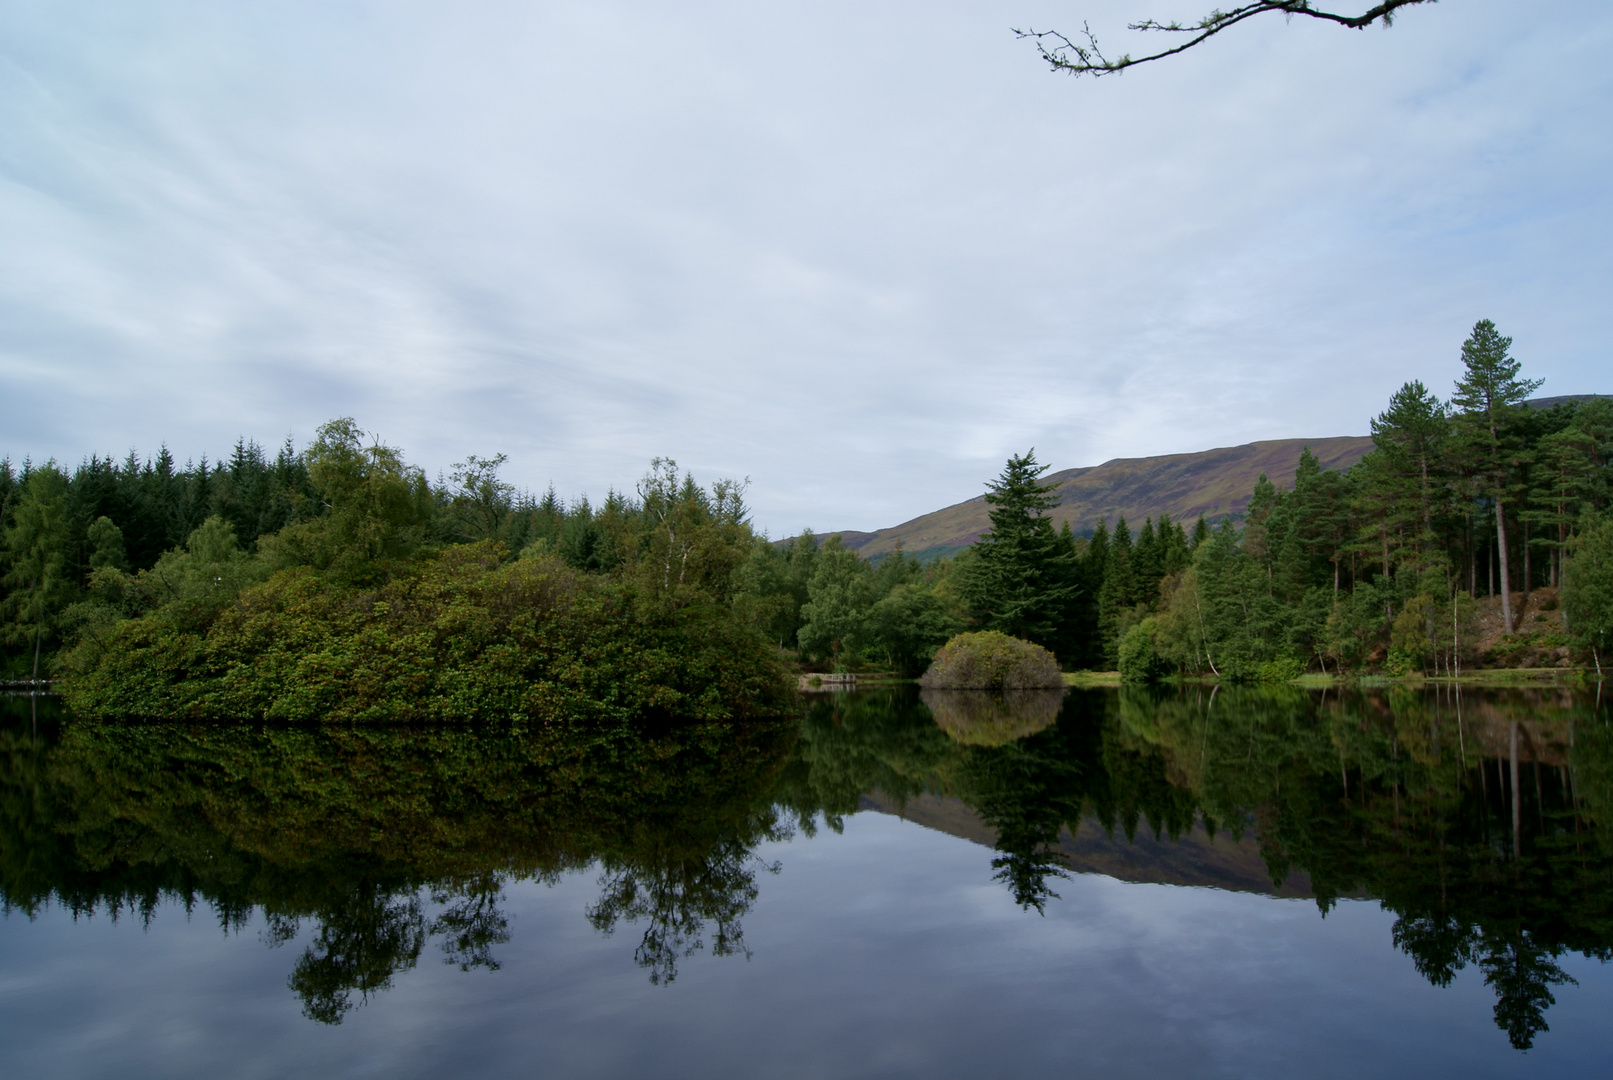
1451 319 1542 633
1370 380 1449 566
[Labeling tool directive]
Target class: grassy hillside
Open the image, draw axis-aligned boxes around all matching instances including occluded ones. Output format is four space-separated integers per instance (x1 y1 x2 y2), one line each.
839 435 1374 562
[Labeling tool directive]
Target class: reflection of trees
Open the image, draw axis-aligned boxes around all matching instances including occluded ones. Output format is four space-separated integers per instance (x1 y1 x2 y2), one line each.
1125 684 1613 1050
1482 933 1579 1051
0 714 798 1022
259 873 514 1024
788 686 1197 912
6 686 1613 1046
587 836 780 985
274 882 429 1025
432 874 513 973
789 683 1613 1049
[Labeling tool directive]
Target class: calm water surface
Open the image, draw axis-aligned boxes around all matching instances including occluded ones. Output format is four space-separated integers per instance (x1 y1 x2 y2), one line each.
2 685 1611 1078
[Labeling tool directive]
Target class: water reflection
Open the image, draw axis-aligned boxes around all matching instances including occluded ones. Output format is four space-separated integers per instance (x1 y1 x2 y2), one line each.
3 685 1613 1049
921 688 1064 746
792 682 1613 1049
0 700 798 1020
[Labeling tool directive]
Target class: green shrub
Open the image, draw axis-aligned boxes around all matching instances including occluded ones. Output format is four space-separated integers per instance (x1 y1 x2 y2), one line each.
1258 655 1307 682
919 631 1063 690
60 545 791 723
1117 618 1172 684
1384 646 1418 677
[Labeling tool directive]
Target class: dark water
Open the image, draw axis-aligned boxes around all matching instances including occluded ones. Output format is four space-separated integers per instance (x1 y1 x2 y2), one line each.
2 684 1612 1078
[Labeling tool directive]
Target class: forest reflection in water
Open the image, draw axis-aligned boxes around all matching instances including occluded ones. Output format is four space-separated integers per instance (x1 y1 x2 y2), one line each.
3 682 1612 1050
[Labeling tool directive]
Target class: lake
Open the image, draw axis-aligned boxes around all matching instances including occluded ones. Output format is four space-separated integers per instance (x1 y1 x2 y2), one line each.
2 683 1611 1078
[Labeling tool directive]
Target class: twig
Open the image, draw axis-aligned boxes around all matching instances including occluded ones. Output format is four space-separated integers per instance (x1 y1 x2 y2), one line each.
1015 1 1437 78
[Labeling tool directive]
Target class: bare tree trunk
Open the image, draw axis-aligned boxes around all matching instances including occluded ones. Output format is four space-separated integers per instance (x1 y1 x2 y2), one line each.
1496 498 1514 634
1522 519 1531 602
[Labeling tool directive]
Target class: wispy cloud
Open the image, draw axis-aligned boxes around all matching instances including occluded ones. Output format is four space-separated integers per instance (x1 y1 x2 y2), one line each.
2 1 1609 533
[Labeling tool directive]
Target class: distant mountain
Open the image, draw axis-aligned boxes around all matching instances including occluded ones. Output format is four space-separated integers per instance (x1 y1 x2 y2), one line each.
824 395 1607 563
834 436 1376 562
1526 394 1608 410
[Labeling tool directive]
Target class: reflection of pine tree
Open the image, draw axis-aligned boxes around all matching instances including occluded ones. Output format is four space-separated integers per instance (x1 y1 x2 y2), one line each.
1482 932 1578 1050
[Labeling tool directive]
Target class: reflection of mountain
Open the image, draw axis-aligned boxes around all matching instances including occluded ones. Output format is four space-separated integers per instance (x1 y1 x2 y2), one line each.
795 683 1613 1051
5 684 1613 1050
858 791 1314 898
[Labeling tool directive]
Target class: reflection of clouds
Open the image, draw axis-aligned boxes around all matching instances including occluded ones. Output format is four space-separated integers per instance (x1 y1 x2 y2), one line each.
4 3 1609 536
5 814 1555 1078
921 688 1065 747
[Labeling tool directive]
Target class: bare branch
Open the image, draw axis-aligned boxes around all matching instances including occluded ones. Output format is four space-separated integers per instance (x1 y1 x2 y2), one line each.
1015 1 1437 78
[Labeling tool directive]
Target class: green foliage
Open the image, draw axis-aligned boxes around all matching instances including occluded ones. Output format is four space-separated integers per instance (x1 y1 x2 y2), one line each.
864 582 964 676
85 516 127 571
61 545 789 723
1563 516 1613 661
1 464 74 676
1452 320 1543 427
257 419 434 584
1116 617 1171 683
797 535 873 667
36 426 800 719
920 631 1064 690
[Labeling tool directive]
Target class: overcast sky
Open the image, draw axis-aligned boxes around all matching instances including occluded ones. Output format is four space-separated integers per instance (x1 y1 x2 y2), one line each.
3 1 1609 536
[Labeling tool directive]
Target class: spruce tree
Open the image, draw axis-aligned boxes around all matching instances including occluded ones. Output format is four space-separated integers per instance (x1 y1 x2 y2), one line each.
1098 516 1135 666
960 450 1078 653
1134 517 1161 603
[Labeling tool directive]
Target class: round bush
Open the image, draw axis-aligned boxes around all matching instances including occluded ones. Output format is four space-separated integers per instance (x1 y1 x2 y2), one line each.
919 631 1064 690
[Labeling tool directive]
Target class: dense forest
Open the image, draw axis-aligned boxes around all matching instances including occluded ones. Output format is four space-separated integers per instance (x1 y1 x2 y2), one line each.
2 319 1610 705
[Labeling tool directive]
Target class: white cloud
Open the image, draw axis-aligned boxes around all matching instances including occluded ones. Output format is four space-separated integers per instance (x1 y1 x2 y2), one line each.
2 0 1609 533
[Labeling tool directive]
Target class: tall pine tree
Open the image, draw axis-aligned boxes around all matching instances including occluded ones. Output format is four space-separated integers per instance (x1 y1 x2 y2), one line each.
1452 320 1541 634
960 451 1079 654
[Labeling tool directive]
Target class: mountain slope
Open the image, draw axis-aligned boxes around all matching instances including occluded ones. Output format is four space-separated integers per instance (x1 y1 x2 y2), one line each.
840 435 1375 561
